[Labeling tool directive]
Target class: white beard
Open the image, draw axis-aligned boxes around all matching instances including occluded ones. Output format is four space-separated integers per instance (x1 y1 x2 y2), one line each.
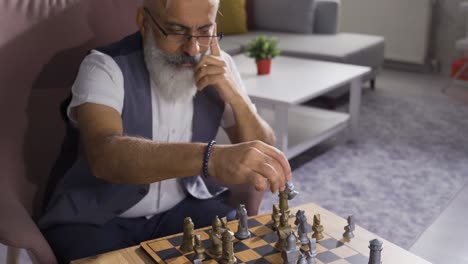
143 30 199 102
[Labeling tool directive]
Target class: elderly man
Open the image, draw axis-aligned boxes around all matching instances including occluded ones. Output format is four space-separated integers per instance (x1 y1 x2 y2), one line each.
39 0 291 262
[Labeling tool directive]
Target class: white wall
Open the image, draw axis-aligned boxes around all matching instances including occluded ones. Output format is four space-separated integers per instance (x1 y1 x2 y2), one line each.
339 0 433 65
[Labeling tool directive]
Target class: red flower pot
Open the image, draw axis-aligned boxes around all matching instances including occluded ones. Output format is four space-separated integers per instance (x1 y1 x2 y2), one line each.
256 58 272 75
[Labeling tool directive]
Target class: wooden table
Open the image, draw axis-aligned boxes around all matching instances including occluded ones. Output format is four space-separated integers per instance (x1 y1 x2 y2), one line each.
72 203 431 264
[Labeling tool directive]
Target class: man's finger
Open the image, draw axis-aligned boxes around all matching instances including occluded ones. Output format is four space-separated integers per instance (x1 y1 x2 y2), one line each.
252 162 280 193
194 65 225 83
248 173 269 192
210 23 222 57
195 56 225 73
253 142 292 184
195 56 224 74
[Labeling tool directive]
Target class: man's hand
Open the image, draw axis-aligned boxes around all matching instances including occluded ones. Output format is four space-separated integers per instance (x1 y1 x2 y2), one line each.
194 25 240 104
208 141 292 193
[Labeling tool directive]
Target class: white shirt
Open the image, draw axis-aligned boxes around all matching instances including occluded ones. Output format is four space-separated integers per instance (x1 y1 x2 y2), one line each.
67 49 254 218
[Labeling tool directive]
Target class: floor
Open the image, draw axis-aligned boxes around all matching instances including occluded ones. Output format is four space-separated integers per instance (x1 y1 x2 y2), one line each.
375 69 468 264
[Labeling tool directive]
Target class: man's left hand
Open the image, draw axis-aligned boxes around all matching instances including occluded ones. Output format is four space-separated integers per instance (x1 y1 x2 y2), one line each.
194 26 240 104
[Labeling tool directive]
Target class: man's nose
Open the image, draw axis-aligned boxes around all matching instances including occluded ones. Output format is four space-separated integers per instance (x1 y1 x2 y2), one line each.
183 37 200 57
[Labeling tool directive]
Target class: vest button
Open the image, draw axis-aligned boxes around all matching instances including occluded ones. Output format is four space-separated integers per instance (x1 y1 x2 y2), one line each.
138 188 148 195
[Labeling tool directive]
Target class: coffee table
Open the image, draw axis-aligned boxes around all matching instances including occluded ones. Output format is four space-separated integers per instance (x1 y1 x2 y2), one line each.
71 203 431 264
218 55 371 159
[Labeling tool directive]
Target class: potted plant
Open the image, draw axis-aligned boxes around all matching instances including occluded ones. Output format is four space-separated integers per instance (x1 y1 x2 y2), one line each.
246 36 280 75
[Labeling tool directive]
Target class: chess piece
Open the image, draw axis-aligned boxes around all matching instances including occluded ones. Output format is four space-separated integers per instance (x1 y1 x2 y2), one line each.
209 216 223 257
294 210 311 245
193 259 202 264
297 253 307 264
279 209 291 229
281 232 300 264
235 204 251 240
306 238 317 264
311 214 324 241
284 181 299 200
221 216 229 231
272 204 281 231
180 217 195 252
368 239 383 264
194 234 206 260
219 230 237 264
276 213 292 250
343 215 355 239
279 192 289 213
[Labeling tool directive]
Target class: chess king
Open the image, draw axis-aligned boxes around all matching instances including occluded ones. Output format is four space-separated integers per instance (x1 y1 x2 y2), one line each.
37 0 292 262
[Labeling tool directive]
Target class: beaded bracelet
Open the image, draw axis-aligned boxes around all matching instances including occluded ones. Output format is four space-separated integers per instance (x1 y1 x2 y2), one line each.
203 140 216 179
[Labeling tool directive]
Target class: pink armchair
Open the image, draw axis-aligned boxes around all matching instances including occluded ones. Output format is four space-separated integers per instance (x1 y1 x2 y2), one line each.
0 1 265 263
0 1 141 263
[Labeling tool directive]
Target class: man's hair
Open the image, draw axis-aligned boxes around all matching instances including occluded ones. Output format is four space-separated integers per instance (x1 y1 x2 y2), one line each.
143 0 219 12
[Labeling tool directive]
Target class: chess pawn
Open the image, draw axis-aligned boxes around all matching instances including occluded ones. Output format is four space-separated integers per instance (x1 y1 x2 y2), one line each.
235 204 251 240
311 214 324 241
209 216 223 257
281 232 300 264
306 238 317 264
343 215 355 239
368 239 383 264
219 230 237 264
272 204 281 231
180 217 195 252
193 234 206 260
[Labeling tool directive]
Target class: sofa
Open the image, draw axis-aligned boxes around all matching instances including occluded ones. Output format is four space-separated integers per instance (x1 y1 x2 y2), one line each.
219 0 385 97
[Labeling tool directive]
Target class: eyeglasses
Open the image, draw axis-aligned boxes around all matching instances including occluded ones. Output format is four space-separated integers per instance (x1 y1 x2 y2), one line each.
143 7 223 47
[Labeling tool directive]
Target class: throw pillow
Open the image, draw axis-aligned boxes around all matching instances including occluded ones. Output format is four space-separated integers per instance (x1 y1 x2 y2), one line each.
217 0 248 35
253 0 315 34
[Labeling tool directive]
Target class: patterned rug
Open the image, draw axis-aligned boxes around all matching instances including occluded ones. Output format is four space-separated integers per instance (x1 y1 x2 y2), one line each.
259 88 468 249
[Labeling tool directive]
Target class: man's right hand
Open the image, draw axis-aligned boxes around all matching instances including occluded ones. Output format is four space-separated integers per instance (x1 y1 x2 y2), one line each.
208 140 292 193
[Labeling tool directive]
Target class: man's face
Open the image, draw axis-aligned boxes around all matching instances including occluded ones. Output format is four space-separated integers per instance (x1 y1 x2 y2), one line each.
148 0 218 59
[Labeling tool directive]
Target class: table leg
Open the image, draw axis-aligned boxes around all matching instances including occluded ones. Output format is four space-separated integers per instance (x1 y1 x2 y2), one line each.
349 78 362 140
274 104 289 153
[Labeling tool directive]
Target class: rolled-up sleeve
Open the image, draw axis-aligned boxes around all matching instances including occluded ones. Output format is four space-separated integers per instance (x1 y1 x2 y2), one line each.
67 50 124 127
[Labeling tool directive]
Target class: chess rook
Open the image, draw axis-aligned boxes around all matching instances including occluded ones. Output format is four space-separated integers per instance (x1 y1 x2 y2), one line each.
220 230 237 264
281 232 300 264
368 239 383 264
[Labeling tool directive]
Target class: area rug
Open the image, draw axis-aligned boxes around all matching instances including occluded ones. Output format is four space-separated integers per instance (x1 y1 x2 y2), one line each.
259 88 468 249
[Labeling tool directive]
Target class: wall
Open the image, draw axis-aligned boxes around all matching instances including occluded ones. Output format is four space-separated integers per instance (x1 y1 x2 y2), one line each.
432 0 467 75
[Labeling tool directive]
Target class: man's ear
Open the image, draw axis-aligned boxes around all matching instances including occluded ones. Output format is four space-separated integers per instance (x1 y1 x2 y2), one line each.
136 7 146 35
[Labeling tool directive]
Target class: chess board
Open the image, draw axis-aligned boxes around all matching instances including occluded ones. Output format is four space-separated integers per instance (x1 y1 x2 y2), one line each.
140 213 369 264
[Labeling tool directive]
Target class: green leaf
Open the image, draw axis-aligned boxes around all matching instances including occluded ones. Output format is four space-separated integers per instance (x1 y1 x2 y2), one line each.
245 35 281 61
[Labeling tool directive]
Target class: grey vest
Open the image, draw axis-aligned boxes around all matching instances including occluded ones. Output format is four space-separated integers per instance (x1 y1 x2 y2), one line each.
39 32 225 229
